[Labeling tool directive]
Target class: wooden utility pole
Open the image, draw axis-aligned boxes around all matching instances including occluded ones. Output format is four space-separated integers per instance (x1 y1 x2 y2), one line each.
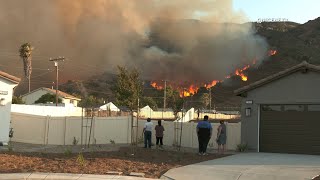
209 88 212 111
163 80 167 109
49 57 65 106
162 80 167 120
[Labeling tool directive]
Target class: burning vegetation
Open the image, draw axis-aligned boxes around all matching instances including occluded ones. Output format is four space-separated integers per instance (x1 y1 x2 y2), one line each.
150 49 277 97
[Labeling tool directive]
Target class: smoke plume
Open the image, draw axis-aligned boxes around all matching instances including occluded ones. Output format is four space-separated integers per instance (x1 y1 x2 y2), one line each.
0 0 268 88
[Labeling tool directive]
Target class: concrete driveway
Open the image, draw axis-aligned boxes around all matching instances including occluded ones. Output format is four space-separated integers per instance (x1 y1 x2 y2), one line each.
162 153 320 180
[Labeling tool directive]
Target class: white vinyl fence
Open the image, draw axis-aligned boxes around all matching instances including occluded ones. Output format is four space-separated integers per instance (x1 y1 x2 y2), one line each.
137 120 241 150
10 113 241 150
11 104 83 117
10 113 131 145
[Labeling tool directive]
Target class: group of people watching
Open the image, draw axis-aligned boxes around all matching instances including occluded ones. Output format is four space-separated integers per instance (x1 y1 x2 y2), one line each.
143 118 164 149
143 115 227 154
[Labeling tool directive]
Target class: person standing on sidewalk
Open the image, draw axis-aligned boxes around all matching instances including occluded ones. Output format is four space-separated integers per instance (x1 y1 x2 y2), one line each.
155 120 165 149
196 115 212 155
143 118 153 148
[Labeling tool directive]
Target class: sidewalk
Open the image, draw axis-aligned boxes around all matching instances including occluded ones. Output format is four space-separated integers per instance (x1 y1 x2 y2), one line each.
0 173 156 180
162 153 320 180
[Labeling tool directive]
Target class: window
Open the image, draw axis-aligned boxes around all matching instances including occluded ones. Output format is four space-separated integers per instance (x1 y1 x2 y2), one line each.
261 105 282 111
283 105 305 112
307 105 320 111
245 108 251 116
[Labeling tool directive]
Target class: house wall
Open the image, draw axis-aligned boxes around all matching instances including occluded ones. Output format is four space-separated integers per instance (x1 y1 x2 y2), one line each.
0 78 17 144
241 71 320 151
62 98 70 105
72 100 78 107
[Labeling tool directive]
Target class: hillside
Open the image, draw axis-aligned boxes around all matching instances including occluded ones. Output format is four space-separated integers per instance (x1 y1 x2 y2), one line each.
59 17 320 108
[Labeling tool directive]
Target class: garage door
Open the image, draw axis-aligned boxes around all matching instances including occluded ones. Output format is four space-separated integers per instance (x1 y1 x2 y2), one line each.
260 104 320 155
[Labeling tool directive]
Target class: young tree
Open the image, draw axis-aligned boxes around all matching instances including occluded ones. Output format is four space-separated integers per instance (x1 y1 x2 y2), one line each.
112 66 142 111
78 95 104 108
140 96 158 109
19 43 33 92
35 93 62 104
166 86 184 117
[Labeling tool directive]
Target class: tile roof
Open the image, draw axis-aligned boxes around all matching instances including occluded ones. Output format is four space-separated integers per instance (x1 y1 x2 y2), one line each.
22 87 81 100
234 61 320 95
43 88 81 100
0 71 21 84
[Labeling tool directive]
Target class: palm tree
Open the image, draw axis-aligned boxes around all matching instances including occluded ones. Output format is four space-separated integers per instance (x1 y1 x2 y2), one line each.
19 43 33 92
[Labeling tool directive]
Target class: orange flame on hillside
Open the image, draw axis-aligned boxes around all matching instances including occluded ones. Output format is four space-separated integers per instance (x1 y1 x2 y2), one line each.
204 80 218 89
178 85 200 97
150 81 163 90
150 49 277 97
268 50 277 56
234 64 249 81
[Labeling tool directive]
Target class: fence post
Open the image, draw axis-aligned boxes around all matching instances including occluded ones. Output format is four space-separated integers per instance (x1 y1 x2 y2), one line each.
44 116 48 145
127 115 131 144
93 116 96 144
64 116 67 145
46 116 51 145
190 122 194 148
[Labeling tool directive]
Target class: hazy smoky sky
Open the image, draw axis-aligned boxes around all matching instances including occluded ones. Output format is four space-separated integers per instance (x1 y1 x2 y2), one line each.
0 0 268 89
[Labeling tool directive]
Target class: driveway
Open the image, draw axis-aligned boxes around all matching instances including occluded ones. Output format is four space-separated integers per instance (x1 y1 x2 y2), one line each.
162 153 320 180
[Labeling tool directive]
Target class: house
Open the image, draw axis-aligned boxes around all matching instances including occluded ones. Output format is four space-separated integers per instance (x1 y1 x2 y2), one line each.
139 105 154 118
99 102 120 111
140 105 153 112
0 71 20 145
21 87 81 107
235 61 320 155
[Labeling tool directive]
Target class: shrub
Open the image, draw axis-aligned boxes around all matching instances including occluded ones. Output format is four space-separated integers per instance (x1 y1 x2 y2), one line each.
64 148 72 156
76 152 86 167
110 139 115 145
237 143 249 152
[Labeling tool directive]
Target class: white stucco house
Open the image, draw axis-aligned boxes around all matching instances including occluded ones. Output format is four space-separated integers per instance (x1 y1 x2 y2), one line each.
21 87 81 107
140 105 153 112
99 102 120 111
0 71 20 145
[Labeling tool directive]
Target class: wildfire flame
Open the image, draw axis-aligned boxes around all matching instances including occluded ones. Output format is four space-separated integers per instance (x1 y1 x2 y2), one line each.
234 65 249 82
204 80 218 89
150 81 163 90
150 49 277 97
268 50 277 56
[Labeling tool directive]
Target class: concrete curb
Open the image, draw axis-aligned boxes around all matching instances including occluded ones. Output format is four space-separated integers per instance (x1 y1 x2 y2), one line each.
0 173 156 180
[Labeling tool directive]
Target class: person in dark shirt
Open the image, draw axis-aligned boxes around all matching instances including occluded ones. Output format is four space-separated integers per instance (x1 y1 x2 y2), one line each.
155 120 165 149
196 115 212 155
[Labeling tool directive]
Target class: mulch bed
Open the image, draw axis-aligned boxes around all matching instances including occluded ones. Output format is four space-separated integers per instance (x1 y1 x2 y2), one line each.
0 147 229 178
